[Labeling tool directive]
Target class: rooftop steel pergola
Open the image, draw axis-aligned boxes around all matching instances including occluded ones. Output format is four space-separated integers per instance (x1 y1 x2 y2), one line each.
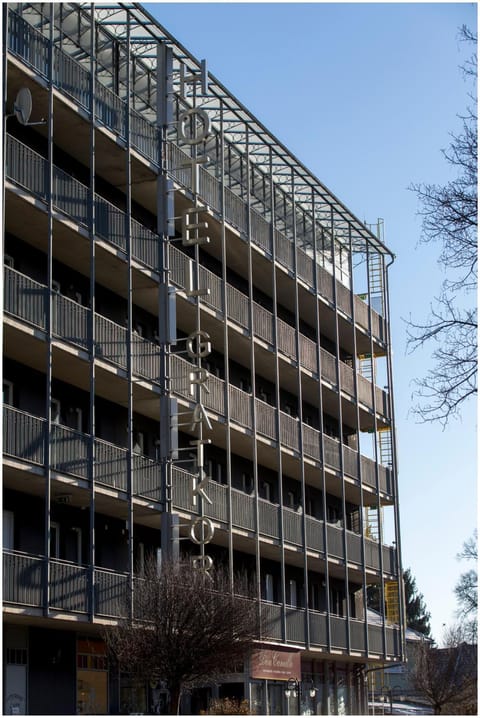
80 1 393 258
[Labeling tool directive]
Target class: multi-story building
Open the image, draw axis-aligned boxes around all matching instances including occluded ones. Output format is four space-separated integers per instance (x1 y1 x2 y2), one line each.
2 3 405 714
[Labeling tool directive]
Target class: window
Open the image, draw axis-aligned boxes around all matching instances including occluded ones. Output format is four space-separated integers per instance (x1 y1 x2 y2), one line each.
330 587 343 616
242 473 253 494
70 527 82 564
3 380 13 406
288 579 297 608
136 542 145 576
50 522 60 558
309 582 321 611
286 491 296 509
133 432 144 454
4 254 14 268
52 280 61 293
240 377 251 393
261 482 271 502
257 387 268 403
3 510 14 550
265 573 274 602
67 407 83 432
51 398 62 425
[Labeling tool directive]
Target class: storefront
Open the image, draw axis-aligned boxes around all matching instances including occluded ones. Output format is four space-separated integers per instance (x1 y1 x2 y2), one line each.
249 650 366 715
249 647 302 715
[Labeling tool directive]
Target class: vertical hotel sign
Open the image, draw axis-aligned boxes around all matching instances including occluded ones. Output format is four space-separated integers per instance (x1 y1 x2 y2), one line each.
174 60 216 575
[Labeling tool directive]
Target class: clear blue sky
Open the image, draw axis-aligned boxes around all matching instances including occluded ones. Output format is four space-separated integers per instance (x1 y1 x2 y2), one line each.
145 1 477 644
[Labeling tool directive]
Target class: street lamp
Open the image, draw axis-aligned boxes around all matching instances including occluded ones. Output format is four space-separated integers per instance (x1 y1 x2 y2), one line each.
285 678 318 714
285 678 299 699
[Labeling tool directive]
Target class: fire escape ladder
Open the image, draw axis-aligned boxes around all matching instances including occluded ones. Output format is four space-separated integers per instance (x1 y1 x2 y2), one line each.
364 507 380 542
358 354 374 383
368 250 385 316
378 428 393 469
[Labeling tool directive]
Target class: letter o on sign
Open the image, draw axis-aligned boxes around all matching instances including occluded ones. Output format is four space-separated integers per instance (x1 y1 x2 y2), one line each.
190 517 214 545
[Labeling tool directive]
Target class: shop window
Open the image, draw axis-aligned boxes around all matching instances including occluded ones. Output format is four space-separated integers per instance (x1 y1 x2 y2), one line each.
77 638 108 715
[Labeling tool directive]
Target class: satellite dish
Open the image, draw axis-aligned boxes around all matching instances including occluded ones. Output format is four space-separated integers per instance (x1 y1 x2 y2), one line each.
14 87 32 125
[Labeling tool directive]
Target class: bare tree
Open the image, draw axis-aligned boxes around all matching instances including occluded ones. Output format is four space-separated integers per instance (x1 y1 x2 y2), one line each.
407 25 477 425
455 530 478 642
409 630 477 714
105 558 258 714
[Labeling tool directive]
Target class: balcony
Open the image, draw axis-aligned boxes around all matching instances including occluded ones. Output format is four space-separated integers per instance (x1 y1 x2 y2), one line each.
172 466 397 575
4 132 392 428
4 405 397 576
4 264 393 496
2 548 401 658
6 10 386 346
3 405 161 500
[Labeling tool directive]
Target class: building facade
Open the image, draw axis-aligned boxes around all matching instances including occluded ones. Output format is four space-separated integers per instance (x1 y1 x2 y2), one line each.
3 3 405 714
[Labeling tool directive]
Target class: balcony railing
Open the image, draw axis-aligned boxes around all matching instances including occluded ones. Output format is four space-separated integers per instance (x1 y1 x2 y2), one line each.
4 264 393 493
5 133 391 423
7 11 386 346
3 547 400 657
3 406 161 501
2 407 397 575
170 465 397 575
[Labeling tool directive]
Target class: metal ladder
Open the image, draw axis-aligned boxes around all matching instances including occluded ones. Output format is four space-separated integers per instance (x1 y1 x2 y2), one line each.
364 507 380 542
366 219 385 316
378 428 393 469
358 353 374 383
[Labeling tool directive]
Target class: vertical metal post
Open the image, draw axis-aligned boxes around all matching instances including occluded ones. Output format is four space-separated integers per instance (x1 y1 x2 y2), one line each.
43 2 54 617
365 239 386 656
125 11 134 619
329 208 351 653
384 255 406 660
312 190 331 652
347 228 369 655
88 1 96 622
219 97 234 591
268 145 286 640
291 167 310 648
245 126 262 627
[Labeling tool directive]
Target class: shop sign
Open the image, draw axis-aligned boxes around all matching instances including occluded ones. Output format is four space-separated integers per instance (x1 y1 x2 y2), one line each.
250 648 301 681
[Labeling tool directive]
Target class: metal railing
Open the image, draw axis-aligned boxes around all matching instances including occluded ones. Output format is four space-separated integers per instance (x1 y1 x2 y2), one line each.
2 546 401 656
5 266 392 493
5 133 389 421
7 12 387 343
